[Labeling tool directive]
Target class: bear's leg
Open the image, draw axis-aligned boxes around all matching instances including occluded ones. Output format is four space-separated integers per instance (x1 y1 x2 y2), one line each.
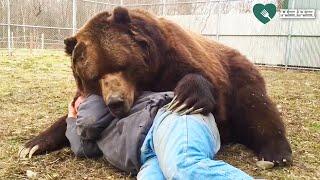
229 57 292 166
20 92 83 158
231 86 292 166
20 115 69 158
171 73 216 115
168 73 231 143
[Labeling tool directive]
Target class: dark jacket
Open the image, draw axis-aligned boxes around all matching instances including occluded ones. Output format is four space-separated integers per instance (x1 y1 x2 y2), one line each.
65 91 173 174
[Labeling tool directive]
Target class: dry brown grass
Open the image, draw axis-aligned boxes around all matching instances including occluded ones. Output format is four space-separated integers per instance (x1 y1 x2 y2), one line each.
0 51 319 179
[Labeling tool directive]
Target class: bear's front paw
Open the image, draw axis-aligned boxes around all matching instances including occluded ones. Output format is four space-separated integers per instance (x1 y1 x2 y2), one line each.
258 140 292 167
166 74 215 115
19 137 49 159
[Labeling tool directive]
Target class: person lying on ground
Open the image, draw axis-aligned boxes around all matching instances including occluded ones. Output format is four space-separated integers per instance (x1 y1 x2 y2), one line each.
66 91 253 180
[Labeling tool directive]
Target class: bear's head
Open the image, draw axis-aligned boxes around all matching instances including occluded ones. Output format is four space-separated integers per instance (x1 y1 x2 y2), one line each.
99 72 135 117
64 7 167 116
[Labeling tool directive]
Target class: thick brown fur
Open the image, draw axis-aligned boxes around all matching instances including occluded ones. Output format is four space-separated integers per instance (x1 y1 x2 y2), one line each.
25 7 292 166
24 115 69 155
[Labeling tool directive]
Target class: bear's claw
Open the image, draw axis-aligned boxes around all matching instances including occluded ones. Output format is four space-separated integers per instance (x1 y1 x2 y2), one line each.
180 106 194 115
18 147 29 158
29 145 39 158
166 97 204 115
173 103 186 113
258 151 292 167
18 145 39 159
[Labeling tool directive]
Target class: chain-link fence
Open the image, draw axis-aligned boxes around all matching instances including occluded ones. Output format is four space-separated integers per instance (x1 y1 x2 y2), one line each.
0 0 319 69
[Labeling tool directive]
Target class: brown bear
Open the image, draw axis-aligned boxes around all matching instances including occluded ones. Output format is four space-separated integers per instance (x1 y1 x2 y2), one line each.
22 7 292 166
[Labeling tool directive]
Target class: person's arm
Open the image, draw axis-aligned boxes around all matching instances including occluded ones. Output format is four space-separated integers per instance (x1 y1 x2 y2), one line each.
65 99 102 158
66 117 102 158
75 95 114 140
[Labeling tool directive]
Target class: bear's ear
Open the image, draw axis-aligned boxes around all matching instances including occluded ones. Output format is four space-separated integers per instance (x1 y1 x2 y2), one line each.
112 7 131 24
64 37 77 56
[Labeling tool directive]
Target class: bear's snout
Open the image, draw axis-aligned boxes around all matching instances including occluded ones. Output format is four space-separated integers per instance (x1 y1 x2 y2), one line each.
99 72 135 118
106 95 127 117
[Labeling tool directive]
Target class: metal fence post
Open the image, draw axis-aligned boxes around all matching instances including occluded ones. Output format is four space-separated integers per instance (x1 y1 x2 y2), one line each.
284 0 295 69
11 32 14 49
72 0 77 35
216 0 221 41
162 0 166 16
41 33 44 49
7 0 11 56
94 0 98 14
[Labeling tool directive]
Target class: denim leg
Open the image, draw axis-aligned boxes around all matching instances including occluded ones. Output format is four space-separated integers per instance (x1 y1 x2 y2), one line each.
138 111 167 180
137 156 165 180
152 109 253 180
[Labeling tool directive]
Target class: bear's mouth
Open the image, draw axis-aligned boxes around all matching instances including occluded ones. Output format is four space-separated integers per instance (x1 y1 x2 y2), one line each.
108 106 128 118
107 99 130 118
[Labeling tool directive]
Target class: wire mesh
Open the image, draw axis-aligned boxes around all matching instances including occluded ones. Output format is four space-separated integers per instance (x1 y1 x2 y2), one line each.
0 0 319 69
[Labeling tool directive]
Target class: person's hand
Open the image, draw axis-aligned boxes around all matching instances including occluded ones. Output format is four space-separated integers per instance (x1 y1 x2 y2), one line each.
74 96 85 110
68 96 85 118
68 102 77 118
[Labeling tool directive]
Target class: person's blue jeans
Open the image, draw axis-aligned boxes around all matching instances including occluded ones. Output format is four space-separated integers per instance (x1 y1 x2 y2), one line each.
138 108 253 180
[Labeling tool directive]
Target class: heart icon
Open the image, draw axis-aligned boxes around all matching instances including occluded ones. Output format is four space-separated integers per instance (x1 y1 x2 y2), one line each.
253 3 276 24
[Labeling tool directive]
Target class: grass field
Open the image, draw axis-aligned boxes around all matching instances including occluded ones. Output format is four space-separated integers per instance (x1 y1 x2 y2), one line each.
0 51 319 179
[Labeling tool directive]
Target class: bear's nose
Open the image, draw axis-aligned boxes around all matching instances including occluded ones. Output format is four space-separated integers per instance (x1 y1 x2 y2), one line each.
106 95 125 116
107 96 124 108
